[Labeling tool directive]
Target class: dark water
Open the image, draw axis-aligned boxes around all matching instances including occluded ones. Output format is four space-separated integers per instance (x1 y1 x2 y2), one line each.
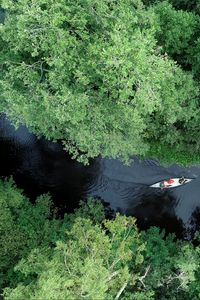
0 114 200 239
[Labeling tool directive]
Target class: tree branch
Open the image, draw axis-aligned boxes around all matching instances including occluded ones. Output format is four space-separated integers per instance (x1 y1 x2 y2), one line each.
115 282 128 300
139 265 151 287
107 270 119 282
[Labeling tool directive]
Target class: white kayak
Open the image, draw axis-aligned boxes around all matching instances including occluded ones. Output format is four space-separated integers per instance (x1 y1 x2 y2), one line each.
150 178 193 189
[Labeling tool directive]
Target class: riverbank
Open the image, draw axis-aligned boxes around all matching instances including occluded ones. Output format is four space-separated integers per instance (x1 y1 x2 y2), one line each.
145 142 200 167
0 114 200 240
1 179 200 300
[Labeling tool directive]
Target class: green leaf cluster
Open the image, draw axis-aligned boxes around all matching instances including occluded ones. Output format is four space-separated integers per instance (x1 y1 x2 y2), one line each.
153 2 198 61
0 0 199 163
0 178 68 292
1 179 200 299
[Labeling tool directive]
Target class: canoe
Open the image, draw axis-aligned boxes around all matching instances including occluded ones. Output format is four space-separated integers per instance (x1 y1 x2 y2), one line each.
150 178 193 189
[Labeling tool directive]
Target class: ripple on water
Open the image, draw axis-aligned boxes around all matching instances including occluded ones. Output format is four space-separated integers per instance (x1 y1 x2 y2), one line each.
0 114 200 239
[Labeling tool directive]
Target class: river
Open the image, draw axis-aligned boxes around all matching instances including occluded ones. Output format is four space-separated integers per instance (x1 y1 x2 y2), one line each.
0 114 200 239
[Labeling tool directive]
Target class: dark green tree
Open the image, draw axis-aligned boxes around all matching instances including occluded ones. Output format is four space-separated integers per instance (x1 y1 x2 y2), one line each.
153 1 199 66
0 178 65 292
169 0 200 14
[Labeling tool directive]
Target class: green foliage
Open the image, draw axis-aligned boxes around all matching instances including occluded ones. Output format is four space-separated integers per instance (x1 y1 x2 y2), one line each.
150 1 200 83
0 0 199 164
0 179 110 292
4 210 200 300
153 2 198 63
0 179 200 299
0 178 66 291
139 2 200 157
73 198 105 223
4 214 145 300
140 227 199 298
169 0 200 14
145 141 200 166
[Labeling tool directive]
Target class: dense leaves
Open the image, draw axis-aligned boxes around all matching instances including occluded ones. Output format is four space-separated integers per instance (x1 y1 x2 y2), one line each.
1 0 200 299
0 178 61 290
1 179 200 299
153 2 198 64
0 0 199 163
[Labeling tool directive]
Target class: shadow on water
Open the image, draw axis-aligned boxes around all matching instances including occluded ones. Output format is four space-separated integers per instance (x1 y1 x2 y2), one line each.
129 192 184 237
0 114 200 239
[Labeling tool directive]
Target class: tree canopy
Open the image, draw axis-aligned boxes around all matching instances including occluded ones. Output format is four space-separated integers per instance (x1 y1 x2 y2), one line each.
1 1 200 298
1 0 199 163
0 178 62 291
1 179 200 300
5 224 200 300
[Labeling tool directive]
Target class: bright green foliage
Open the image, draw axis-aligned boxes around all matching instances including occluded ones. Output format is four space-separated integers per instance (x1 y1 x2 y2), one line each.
0 0 199 163
3 211 200 300
1 179 200 300
4 214 145 300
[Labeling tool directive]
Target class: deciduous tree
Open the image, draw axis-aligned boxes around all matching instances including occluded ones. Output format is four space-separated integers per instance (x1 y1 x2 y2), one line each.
1 0 199 163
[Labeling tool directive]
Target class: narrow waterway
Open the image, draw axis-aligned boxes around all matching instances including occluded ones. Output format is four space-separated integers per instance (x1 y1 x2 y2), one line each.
0 114 200 239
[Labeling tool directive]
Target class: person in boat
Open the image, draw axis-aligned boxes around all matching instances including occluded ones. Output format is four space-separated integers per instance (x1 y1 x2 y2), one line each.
160 179 174 189
179 176 186 184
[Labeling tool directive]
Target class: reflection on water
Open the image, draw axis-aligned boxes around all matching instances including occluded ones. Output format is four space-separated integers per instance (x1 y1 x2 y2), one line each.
0 114 200 239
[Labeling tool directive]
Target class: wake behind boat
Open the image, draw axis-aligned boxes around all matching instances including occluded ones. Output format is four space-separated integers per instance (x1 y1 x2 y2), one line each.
150 177 193 189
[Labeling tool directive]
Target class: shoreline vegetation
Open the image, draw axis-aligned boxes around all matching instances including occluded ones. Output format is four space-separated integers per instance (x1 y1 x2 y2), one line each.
1 178 200 300
145 142 200 167
1 0 200 165
1 0 200 298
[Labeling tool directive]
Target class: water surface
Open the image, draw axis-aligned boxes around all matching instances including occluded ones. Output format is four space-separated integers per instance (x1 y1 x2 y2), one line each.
0 114 200 239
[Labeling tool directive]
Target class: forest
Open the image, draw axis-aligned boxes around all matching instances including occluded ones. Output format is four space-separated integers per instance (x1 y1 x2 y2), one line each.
0 0 200 299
